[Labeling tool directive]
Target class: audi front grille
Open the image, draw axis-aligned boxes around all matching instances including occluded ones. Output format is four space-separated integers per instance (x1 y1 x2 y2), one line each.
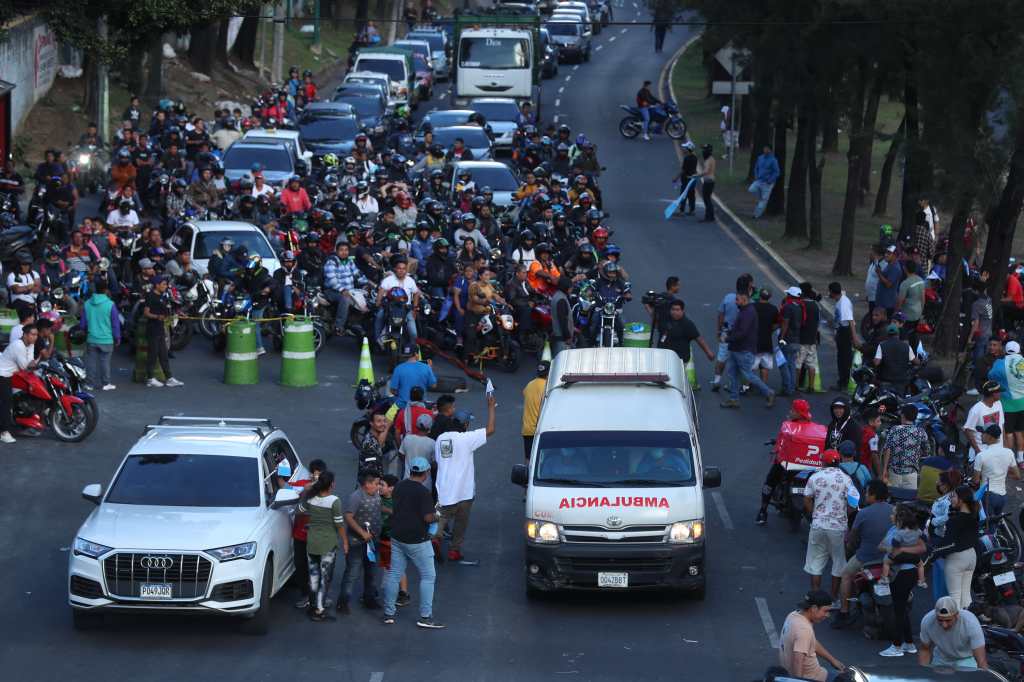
102 552 213 600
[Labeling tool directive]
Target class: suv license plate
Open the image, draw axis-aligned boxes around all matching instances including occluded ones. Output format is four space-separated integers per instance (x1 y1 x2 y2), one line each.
598 572 628 588
994 571 1017 587
140 583 173 599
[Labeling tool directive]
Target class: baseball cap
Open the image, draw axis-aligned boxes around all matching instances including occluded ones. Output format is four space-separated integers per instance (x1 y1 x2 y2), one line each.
886 323 900 336
415 413 434 434
935 596 959 617
536 361 550 377
151 275 166 285
791 399 811 421
409 457 430 473
785 286 802 297
838 440 857 458
982 380 1002 396
138 258 155 269
886 244 897 253
983 423 1003 439
799 590 834 609
1007 341 1021 355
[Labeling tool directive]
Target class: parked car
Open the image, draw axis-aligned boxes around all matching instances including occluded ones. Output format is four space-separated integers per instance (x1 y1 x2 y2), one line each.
68 417 304 633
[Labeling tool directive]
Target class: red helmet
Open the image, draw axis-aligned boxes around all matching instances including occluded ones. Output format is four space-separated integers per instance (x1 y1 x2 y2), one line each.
821 449 841 466
590 226 609 243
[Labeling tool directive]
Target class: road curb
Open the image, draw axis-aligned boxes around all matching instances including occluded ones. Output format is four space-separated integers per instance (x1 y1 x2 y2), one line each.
661 35 834 317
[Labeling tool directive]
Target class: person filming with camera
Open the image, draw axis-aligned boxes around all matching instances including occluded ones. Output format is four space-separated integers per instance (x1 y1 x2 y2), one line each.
645 276 681 347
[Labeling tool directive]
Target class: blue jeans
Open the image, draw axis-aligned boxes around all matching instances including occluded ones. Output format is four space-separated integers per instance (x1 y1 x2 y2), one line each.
338 542 378 606
985 491 1007 517
282 284 293 312
780 343 800 394
251 306 264 349
374 308 417 342
727 350 774 401
383 539 435 618
86 342 113 386
640 106 651 135
748 180 775 218
325 289 352 331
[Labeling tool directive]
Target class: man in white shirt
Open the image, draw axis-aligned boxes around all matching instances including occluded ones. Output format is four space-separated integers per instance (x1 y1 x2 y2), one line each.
828 282 861 392
6 259 40 313
964 380 1005 463
433 393 497 562
374 258 421 344
106 201 140 230
250 172 275 198
973 423 1019 516
0 323 38 443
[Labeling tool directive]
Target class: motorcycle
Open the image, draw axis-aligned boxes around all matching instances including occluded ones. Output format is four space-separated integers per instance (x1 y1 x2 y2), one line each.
972 533 1021 622
0 226 37 269
48 352 99 436
350 378 395 449
846 559 905 640
593 284 631 348
471 301 520 373
764 419 828 532
377 295 416 371
984 625 1024 681
71 144 109 195
618 100 687 140
11 366 93 442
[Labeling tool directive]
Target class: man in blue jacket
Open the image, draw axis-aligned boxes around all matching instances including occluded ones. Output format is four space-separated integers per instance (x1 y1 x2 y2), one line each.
721 288 776 409
749 145 780 219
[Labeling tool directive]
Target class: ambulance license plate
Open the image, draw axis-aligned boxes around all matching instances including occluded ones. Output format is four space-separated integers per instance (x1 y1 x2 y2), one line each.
994 571 1017 587
598 572 628 588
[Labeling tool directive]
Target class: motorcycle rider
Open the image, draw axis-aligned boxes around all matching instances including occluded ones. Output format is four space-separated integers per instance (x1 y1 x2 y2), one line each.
78 123 104 148
511 229 537 268
110 147 137 191
324 240 368 337
527 243 560 297
454 212 490 255
208 237 240 287
374 256 420 346
272 250 301 313
873 323 917 394
187 167 222 214
756 398 814 525
107 199 140 231
588 261 631 344
424 238 455 300
635 80 663 142
7 253 40 315
825 397 862 453
463 267 507 358
234 254 275 355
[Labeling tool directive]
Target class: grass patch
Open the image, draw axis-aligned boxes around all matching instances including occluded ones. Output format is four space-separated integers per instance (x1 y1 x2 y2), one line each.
670 38 905 303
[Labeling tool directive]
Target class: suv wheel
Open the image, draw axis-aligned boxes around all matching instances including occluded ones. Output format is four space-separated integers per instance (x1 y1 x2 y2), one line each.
240 558 273 635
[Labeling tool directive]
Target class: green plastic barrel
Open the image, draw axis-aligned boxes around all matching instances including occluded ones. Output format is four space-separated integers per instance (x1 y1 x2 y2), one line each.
622 322 650 348
280 317 317 387
224 321 259 385
0 309 17 339
133 320 167 383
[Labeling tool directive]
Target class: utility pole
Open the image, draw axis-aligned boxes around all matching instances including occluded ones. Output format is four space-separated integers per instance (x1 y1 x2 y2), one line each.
97 16 110 144
272 2 285 84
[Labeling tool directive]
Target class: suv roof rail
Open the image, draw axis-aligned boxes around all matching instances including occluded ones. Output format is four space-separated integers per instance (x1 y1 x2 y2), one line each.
560 372 670 386
147 416 276 436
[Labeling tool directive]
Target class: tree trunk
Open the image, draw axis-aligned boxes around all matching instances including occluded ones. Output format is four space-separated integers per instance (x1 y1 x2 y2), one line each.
123 43 146 97
808 116 825 249
858 77 883 204
232 16 260 65
767 109 787 216
785 103 810 240
820 91 839 153
747 78 773 183
739 91 754 154
900 73 932 241
188 23 218 74
216 18 231 66
355 0 370 35
983 106 1024 307
143 37 164 101
83 55 98 121
873 116 905 218
933 198 971 357
834 61 868 274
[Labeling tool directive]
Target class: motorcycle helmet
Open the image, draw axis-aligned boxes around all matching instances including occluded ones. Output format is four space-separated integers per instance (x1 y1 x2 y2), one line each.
255 195 271 211
356 180 369 194
604 243 622 258
303 231 320 245
535 242 552 256
575 133 588 146
462 212 477 225
387 286 409 303
354 379 375 410
602 261 620 278
499 215 514 230
429 168 445 181
416 219 432 232
294 159 309 177
322 153 339 168
16 250 32 266
239 175 254 191
281 250 296 262
174 178 188 189
117 148 132 163
433 237 450 251
430 144 445 158
246 254 262 270
323 175 341 193
303 69 313 78
591 226 609 242
520 229 536 243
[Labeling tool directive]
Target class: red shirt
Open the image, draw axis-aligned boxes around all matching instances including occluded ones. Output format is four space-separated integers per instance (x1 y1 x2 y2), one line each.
303 83 317 101
860 426 878 469
394 405 433 440
1007 273 1024 309
280 187 311 214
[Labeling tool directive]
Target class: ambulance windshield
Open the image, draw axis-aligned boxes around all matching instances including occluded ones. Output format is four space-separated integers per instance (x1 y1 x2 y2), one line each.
534 431 695 487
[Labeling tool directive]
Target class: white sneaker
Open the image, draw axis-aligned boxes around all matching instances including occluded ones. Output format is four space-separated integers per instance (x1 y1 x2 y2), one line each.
642 134 651 141
901 643 917 654
0 431 15 444
965 388 979 396
164 378 184 387
102 384 116 391
879 645 904 657
257 348 267 356
146 378 165 388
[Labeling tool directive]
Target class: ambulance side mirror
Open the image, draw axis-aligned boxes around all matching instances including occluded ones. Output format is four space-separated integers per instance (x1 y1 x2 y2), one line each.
702 467 722 489
510 464 528 487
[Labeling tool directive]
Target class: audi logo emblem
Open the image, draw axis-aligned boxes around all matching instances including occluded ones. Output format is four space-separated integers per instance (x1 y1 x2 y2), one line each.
139 555 174 570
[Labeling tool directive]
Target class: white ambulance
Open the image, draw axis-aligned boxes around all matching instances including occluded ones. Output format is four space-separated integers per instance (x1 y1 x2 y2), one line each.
511 347 721 599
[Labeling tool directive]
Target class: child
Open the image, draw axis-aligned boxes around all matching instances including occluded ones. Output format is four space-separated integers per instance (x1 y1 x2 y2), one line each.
879 504 928 588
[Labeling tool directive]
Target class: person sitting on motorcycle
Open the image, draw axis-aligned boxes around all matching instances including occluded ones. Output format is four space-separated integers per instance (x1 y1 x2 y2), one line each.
279 175 311 215
825 397 862 453
527 243 561 298
110 147 137 191
568 174 598 207
445 137 475 163
873 322 918 394
514 171 540 202
374 256 419 345
208 237 240 287
550 143 573 177
187 167 221 213
78 123 105 149
107 199 140 231
587 262 631 342
234 254 275 354
756 398 814 526
163 249 195 291
454 212 491 256
635 79 664 141
296 232 324 285
424 238 455 300
7 253 40 315
324 239 369 336
574 141 602 177
601 243 630 281
507 264 536 339
511 229 538 268
64 231 99 275
564 244 599 283
410 221 434 275
463 267 507 358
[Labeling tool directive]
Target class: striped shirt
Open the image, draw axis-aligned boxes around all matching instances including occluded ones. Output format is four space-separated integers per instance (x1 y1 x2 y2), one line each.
298 494 344 555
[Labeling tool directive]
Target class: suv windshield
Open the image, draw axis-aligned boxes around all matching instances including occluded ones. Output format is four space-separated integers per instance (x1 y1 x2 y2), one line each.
459 37 530 69
222 145 292 173
433 128 490 149
194 231 274 259
407 33 444 51
106 454 260 507
546 22 580 36
357 58 406 82
298 116 359 142
470 100 521 122
534 431 695 487
457 166 518 191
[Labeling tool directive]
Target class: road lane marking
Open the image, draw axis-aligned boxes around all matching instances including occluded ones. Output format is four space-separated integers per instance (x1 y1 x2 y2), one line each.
553 115 559 123
555 98 561 107
595 44 603 51
711 491 734 530
565 74 572 81
755 598 781 649
609 36 616 42
558 86 564 94
620 28 628 34
573 65 579 71
370 674 384 682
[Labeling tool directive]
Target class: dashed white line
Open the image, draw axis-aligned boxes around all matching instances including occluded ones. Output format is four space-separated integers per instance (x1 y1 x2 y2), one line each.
631 18 637 23
711 491 734 530
620 28 628 34
370 674 384 682
555 98 561 107
565 74 572 82
609 36 616 42
553 114 559 123
595 44 603 51
572 65 580 72
755 598 780 649
558 86 565 94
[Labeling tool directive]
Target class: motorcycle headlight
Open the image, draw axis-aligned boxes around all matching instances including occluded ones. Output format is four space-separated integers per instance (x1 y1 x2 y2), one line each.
500 314 515 330
39 301 53 313
525 519 559 544
205 542 257 562
668 520 704 544
78 153 90 166
73 537 113 559
603 302 615 315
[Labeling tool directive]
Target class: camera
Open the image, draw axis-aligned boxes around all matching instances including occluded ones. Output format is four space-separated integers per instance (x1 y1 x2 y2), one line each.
642 289 670 307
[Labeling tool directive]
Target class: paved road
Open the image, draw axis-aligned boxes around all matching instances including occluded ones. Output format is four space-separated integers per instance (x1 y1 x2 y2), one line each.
0 6 934 681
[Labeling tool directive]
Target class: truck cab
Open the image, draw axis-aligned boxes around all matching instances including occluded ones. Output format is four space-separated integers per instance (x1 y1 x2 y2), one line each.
511 348 721 599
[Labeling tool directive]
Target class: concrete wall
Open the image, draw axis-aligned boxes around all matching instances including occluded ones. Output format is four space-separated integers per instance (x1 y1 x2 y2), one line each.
0 15 62 135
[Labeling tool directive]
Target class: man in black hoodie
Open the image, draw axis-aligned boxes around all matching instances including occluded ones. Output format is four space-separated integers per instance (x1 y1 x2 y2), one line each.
721 289 776 409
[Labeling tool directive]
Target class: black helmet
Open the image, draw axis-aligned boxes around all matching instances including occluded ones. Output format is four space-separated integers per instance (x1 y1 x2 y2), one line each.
535 242 552 255
416 219 431 231
532 166 548 179
520 229 536 242
354 379 375 410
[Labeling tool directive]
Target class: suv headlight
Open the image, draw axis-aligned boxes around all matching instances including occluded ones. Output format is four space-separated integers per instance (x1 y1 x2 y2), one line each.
206 542 257 561
668 520 704 544
73 537 113 558
525 519 559 544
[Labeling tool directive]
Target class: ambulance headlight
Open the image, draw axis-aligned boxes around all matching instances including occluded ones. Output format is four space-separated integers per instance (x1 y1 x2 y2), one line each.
668 520 704 544
525 519 559 544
